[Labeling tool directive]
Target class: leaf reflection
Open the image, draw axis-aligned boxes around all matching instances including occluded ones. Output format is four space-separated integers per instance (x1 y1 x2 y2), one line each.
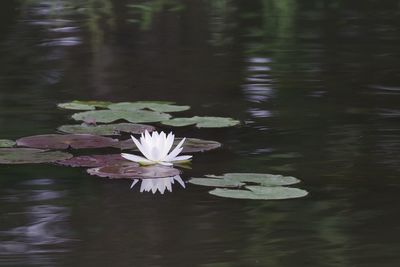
131 175 185 194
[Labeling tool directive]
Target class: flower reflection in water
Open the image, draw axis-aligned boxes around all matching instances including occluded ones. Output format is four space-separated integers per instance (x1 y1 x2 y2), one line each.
130 175 186 194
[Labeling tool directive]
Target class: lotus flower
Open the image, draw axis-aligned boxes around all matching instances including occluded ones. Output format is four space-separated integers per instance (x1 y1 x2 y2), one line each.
130 175 185 194
121 131 192 166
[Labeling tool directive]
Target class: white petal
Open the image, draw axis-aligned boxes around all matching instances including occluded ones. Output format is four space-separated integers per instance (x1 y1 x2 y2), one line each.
164 138 185 161
158 161 173 166
163 132 174 156
174 175 186 188
164 147 183 162
131 135 151 160
165 178 173 192
140 180 149 192
121 153 153 164
158 179 167 194
130 179 139 189
158 132 168 159
150 146 161 161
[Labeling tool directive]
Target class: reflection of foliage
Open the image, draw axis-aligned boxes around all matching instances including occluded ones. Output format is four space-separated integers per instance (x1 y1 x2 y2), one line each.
86 0 115 50
245 0 297 54
207 0 237 47
127 0 184 30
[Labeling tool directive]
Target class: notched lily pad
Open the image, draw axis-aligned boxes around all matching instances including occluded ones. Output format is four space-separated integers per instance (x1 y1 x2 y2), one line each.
58 100 112 110
209 186 308 200
87 163 180 179
189 177 244 188
162 116 240 128
116 137 221 153
0 139 16 148
0 148 72 164
58 123 155 136
57 154 129 167
109 102 190 113
16 134 118 149
206 173 300 186
72 110 171 123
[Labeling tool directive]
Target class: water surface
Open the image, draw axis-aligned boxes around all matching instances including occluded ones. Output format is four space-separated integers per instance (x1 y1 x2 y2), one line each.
1 1 400 266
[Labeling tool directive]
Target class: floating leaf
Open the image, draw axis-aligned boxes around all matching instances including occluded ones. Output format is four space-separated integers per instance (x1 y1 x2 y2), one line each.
87 163 180 179
72 110 171 123
178 138 222 153
161 118 195 127
209 186 308 200
16 134 118 149
58 100 112 110
57 154 129 167
116 137 221 153
0 148 72 164
0 139 16 148
206 173 300 186
109 102 190 113
189 177 244 188
162 116 240 128
58 123 155 136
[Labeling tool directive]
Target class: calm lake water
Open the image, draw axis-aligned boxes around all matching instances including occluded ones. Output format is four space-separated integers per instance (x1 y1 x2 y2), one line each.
1 0 400 266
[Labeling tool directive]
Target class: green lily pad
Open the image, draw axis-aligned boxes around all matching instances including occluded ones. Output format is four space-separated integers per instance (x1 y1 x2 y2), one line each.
209 186 308 200
116 137 221 153
87 163 180 179
177 138 222 153
206 173 300 186
16 134 118 149
0 148 72 164
72 110 171 123
57 154 129 167
0 139 16 148
189 177 244 188
58 100 112 110
109 102 190 113
161 116 240 128
58 123 155 136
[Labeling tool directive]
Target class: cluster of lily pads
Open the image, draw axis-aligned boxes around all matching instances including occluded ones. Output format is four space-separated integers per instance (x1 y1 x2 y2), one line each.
0 100 308 199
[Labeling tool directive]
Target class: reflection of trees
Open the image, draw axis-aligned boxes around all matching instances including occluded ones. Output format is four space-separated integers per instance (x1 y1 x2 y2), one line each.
127 0 184 30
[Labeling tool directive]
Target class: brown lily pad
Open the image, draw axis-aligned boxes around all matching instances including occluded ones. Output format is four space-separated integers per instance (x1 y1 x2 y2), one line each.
16 134 118 149
0 148 72 164
87 163 180 179
56 154 129 167
116 137 221 153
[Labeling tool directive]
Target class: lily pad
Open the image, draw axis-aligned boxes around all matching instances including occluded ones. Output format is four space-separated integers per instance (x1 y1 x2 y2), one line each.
58 100 112 110
206 173 300 186
57 154 129 167
0 139 16 148
189 177 244 188
72 110 171 123
177 138 222 153
16 134 118 149
109 102 190 113
162 116 240 128
0 148 72 164
58 123 155 136
87 163 180 179
116 137 221 153
209 186 308 200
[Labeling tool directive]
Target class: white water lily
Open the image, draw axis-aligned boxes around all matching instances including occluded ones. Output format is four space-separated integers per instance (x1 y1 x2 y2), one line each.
130 175 186 194
121 130 192 166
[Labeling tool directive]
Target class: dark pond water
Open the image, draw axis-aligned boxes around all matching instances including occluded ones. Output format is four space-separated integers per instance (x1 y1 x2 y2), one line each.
1 0 400 266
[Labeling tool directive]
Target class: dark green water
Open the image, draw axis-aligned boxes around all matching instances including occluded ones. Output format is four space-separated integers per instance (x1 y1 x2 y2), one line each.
1 0 400 266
